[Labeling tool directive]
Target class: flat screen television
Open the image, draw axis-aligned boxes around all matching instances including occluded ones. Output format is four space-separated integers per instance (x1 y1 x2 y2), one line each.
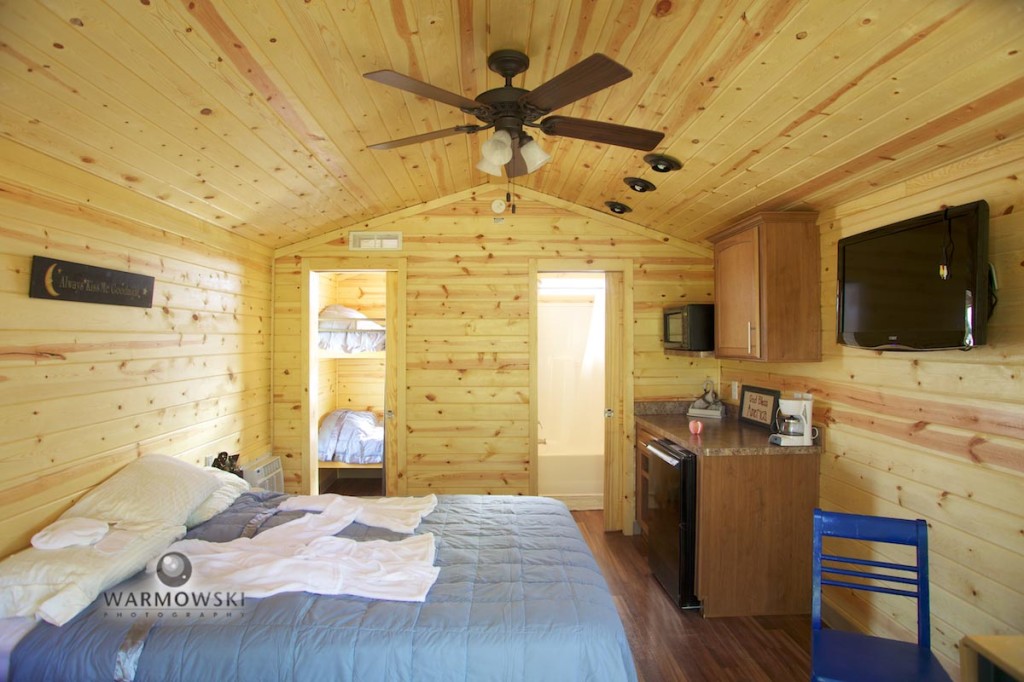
836 200 991 351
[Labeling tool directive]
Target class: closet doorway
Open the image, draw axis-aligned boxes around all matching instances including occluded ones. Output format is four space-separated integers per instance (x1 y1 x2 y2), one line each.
303 258 406 497
530 259 632 533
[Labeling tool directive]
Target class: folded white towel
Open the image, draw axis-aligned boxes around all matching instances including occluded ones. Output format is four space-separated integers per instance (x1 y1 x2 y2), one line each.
31 518 109 550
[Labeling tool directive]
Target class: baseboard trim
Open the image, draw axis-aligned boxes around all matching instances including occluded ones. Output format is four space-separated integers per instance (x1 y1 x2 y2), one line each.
543 494 603 511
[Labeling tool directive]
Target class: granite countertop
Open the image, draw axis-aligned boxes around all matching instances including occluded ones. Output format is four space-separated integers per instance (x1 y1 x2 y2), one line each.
636 411 821 457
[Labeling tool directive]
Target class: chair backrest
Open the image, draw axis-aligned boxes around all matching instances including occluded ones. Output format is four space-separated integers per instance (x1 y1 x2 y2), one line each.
812 508 931 649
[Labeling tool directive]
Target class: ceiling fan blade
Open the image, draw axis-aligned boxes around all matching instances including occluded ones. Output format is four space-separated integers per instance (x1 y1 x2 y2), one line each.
367 126 472 150
519 54 632 113
540 116 664 151
505 134 529 178
364 70 487 113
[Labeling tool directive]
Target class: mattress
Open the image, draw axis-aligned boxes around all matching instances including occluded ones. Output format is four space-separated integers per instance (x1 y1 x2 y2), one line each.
318 329 386 354
10 494 637 682
318 304 385 354
317 409 384 464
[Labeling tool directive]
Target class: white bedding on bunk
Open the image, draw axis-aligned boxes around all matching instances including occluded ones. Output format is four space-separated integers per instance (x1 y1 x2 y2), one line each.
317 410 384 464
318 305 385 354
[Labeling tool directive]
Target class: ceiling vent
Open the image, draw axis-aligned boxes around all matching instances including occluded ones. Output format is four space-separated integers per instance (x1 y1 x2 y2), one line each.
348 231 403 251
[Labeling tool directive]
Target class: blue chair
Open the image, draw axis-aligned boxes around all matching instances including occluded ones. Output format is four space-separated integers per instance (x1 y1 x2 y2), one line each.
811 508 952 682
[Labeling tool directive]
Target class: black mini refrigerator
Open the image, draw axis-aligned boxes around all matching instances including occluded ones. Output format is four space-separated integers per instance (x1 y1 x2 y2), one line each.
645 439 700 608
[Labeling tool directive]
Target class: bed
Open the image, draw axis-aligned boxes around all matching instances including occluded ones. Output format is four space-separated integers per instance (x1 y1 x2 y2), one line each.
4 466 636 681
318 304 385 355
317 409 384 465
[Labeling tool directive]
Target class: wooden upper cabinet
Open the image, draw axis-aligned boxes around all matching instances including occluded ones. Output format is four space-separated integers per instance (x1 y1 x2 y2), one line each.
710 212 821 362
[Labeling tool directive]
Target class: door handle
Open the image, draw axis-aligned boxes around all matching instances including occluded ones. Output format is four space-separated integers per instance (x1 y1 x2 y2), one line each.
646 442 680 468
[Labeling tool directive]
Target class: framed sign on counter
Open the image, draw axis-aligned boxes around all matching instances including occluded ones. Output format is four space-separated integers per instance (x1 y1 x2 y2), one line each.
739 385 780 429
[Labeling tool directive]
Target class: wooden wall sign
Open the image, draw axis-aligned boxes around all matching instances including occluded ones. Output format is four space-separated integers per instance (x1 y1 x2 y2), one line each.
29 256 154 308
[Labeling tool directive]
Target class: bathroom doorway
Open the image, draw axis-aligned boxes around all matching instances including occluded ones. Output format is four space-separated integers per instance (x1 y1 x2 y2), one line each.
536 273 607 510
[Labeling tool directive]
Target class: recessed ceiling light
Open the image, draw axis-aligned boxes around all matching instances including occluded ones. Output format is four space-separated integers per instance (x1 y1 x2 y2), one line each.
643 154 682 173
624 177 657 192
605 201 632 215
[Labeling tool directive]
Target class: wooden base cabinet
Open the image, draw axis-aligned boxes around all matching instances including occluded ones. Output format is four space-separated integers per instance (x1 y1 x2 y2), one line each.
635 426 655 537
636 422 820 617
711 212 821 362
695 452 819 617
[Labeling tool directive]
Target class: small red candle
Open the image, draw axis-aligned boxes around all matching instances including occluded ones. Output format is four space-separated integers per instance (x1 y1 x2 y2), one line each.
689 420 703 435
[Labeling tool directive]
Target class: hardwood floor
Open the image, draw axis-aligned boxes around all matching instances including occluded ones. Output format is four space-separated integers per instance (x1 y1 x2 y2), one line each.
573 510 812 682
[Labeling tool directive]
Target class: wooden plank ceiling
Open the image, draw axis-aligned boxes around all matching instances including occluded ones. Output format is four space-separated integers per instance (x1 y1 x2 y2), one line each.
1 0 1022 249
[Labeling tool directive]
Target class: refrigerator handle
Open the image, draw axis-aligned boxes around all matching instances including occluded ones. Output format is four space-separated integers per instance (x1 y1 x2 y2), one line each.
646 442 680 468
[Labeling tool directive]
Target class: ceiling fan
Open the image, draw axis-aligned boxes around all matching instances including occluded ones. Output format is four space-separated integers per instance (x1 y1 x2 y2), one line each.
363 49 665 177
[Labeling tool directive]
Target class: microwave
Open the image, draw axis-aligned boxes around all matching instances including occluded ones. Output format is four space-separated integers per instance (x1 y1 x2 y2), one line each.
663 304 714 351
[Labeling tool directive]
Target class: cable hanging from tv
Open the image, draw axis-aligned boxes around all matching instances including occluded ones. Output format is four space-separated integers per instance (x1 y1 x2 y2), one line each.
940 208 954 281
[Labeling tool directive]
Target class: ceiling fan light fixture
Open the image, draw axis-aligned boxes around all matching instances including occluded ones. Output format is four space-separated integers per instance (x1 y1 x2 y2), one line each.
481 130 514 164
520 138 551 173
365 50 666 180
476 157 505 176
624 176 656 192
643 153 682 173
605 201 632 215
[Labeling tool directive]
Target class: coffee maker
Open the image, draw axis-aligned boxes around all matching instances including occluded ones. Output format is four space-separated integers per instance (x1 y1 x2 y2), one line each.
768 392 816 446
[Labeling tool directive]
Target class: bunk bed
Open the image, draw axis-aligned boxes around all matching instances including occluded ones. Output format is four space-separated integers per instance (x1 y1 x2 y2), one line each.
315 303 387 491
317 409 384 470
317 304 385 356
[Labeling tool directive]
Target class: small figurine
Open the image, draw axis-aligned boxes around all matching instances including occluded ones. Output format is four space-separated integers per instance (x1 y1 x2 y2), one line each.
211 451 242 477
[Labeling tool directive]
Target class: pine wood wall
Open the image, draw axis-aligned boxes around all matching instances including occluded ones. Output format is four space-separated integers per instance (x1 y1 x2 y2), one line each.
273 188 715 495
0 142 273 558
720 140 1024 676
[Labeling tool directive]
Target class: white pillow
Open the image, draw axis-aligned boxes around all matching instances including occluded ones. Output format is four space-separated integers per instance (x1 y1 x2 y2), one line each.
31 517 109 550
320 304 365 319
185 467 251 528
0 524 184 625
61 454 220 528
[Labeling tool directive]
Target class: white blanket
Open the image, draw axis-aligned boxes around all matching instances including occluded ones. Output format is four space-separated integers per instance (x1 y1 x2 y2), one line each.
316 410 384 464
150 494 440 602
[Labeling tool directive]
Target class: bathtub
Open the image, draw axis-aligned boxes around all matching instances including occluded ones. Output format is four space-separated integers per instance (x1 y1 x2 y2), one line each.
538 449 604 510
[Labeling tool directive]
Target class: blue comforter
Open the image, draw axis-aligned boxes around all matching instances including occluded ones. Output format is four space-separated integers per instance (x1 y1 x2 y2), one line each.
11 494 637 682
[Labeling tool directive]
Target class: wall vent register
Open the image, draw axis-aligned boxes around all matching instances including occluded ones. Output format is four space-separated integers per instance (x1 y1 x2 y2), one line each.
348 231 403 251
242 455 284 493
